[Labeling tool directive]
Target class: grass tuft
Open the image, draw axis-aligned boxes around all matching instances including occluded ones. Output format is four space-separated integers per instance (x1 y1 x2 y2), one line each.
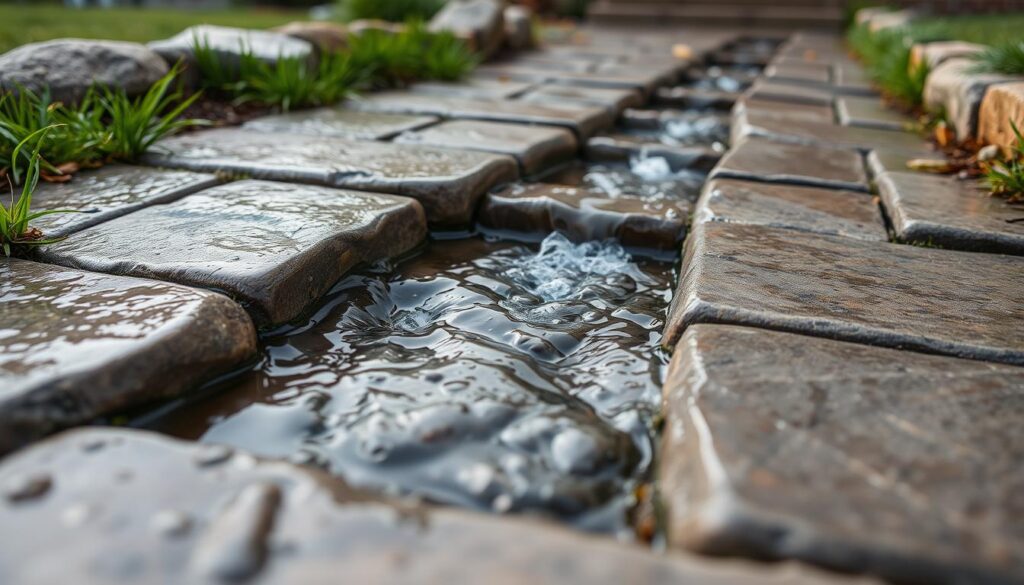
984 120 1024 200
336 0 445 23
846 23 935 110
970 42 1024 75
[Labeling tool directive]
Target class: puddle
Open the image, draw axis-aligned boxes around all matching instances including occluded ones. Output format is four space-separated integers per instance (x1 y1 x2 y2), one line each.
146 235 673 535
684 66 760 93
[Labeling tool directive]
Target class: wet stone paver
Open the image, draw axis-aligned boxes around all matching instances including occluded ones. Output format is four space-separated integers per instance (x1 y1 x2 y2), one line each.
147 236 674 531
393 119 578 176
0 427 866 585
877 171 1024 254
142 128 518 228
836 95 910 131
28 165 220 238
518 84 645 115
480 182 689 252
661 324 1024 585
710 136 869 192
696 179 886 241
39 180 427 327
665 221 1024 364
0 259 256 454
733 106 931 154
408 78 536 100
241 109 439 140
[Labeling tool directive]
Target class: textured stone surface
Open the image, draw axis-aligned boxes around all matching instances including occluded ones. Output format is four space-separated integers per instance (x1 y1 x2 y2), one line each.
28 166 220 238
711 136 869 192
978 82 1024 151
479 182 688 252
0 427 863 585
764 62 832 85
877 171 1024 254
242 109 438 140
865 147 946 178
273 21 349 52
39 180 427 327
734 106 931 155
910 41 985 71
518 84 644 115
745 79 835 107
394 120 577 176
504 5 534 50
409 78 534 100
475 63 668 95
148 25 314 70
924 59 1017 142
429 0 505 57
696 178 885 241
661 324 1024 585
733 98 835 124
836 95 909 131
585 134 722 173
0 260 256 454
346 92 613 138
656 87 738 111
832 63 876 96
0 39 168 104
143 128 518 227
664 221 1024 364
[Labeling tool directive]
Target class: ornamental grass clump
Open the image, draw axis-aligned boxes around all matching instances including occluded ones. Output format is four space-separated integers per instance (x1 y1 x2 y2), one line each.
983 120 1024 201
347 21 477 87
970 42 1024 75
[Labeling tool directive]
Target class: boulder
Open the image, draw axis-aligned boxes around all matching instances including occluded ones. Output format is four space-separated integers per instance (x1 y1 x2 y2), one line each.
909 41 985 72
0 39 168 104
978 82 1024 151
347 19 406 36
147 24 314 72
504 5 534 51
924 58 1017 142
429 0 505 58
273 21 348 53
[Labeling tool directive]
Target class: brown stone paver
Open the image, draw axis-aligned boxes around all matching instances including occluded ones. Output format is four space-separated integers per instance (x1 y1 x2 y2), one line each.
0 259 256 454
696 178 886 241
39 180 427 327
28 165 220 238
393 119 578 176
664 221 1024 364
142 127 518 227
661 324 1024 585
877 171 1024 254
710 136 870 192
0 427 870 585
242 109 439 140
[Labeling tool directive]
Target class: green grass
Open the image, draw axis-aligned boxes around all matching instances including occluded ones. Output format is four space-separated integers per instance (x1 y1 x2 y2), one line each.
846 24 934 109
0 4 305 54
335 0 445 23
985 121 1024 199
970 42 1024 75
907 14 1024 46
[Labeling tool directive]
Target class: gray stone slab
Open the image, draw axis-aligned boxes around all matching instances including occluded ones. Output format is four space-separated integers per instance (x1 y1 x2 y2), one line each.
696 178 886 241
393 119 577 176
0 259 255 454
745 79 835 107
0 427 864 585
836 95 910 131
479 182 689 253
242 109 439 140
28 165 220 238
142 128 518 228
518 84 644 116
923 58 1018 141
877 171 1024 254
866 147 948 178
734 107 933 155
662 324 1024 585
346 92 613 138
733 98 836 125
429 0 505 57
39 180 427 327
764 62 832 85
585 134 722 173
711 136 869 192
832 63 877 96
664 221 1024 365
148 24 313 69
409 78 535 100
474 63 667 95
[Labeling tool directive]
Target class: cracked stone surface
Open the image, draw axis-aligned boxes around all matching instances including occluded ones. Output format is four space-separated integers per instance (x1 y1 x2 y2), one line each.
346 91 614 138
664 222 1024 364
695 178 886 241
661 324 1024 585
242 109 438 140
710 136 869 192
393 119 577 176
877 171 1024 254
142 128 518 227
0 259 256 454
836 96 909 131
28 166 220 238
479 182 689 252
39 181 427 327
0 427 864 585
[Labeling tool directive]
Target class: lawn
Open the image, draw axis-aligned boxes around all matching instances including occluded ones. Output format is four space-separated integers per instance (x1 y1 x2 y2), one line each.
0 4 307 53
907 13 1024 46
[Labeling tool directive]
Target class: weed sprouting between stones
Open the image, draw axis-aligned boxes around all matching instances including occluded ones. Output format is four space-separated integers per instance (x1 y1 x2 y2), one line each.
970 42 1024 75
983 120 1024 201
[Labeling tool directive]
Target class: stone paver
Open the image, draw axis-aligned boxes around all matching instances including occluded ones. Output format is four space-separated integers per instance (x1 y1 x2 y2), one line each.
765 62 832 85
710 136 869 192
242 109 438 140
734 98 836 124
393 119 577 176
429 0 506 58
836 95 910 131
0 427 866 585
696 178 886 241
877 171 1024 254
409 78 535 100
346 91 613 138
745 79 835 107
479 182 689 252
474 63 668 95
39 180 427 327
865 148 947 178
664 221 1024 365
585 134 722 173
0 259 256 454
978 82 1024 151
142 128 518 227
832 63 876 96
518 84 645 115
924 58 1018 141
28 166 220 238
661 324 1024 585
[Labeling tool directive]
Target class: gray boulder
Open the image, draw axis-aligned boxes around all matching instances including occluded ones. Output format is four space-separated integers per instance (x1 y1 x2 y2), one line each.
429 0 505 58
0 39 168 104
148 24 314 69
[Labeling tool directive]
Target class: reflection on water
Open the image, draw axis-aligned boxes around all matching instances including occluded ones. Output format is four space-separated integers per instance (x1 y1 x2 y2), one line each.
148 234 673 534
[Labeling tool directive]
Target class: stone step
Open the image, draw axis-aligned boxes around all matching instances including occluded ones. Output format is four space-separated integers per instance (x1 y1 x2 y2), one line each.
661 324 1024 585
664 221 1024 365
0 427 867 585
38 180 427 328
0 259 256 454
